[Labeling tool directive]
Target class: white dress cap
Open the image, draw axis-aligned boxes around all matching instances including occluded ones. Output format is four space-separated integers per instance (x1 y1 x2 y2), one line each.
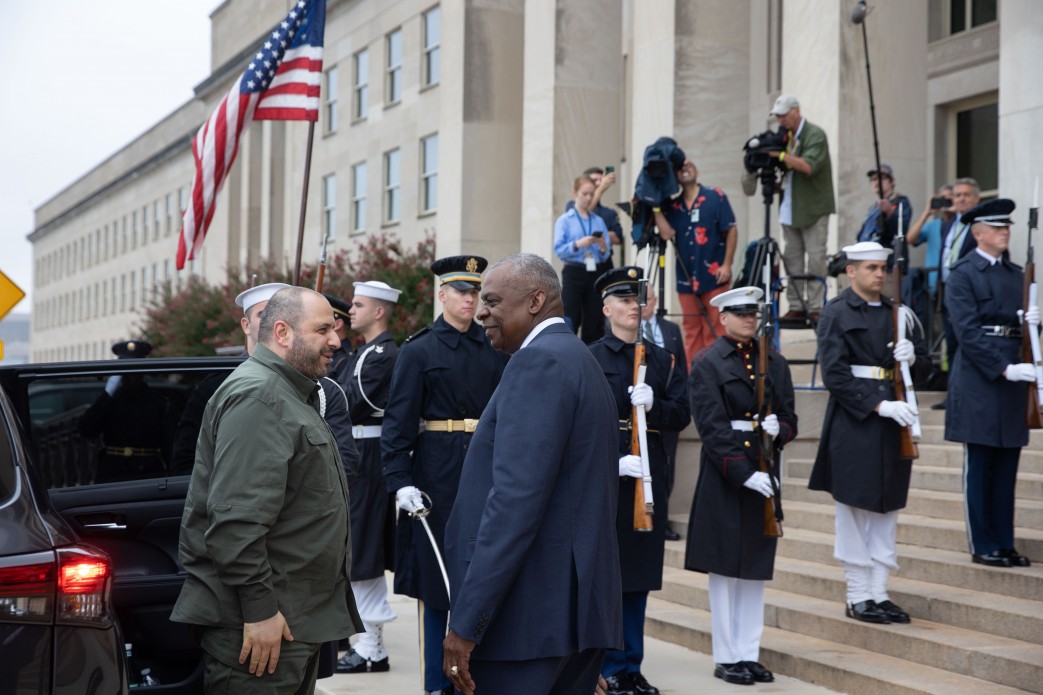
234 282 292 314
352 280 403 304
710 286 765 312
842 241 893 262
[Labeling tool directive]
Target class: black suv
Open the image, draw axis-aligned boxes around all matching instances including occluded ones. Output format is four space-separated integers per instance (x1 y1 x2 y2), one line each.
0 356 240 694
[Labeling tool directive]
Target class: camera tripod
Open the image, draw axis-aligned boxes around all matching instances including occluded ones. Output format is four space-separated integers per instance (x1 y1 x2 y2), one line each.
638 232 718 342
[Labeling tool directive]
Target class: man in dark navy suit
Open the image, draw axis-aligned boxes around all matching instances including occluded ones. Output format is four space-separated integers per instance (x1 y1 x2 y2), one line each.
944 198 1037 568
443 253 622 695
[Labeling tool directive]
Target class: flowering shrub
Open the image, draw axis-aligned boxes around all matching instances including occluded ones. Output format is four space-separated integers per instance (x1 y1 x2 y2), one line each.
138 232 436 356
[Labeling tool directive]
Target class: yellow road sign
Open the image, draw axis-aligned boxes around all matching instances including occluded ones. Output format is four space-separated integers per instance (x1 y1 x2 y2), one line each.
0 270 26 321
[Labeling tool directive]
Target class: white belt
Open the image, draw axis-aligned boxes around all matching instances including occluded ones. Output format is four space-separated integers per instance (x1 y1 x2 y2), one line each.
850 365 893 380
730 420 757 432
352 425 383 439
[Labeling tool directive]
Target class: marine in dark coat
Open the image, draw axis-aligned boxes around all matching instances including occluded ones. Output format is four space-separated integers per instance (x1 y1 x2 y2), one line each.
944 198 1035 568
380 256 508 694
684 286 796 686
810 242 930 626
588 267 689 694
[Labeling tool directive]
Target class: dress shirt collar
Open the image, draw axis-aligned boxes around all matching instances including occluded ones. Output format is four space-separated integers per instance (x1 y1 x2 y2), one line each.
975 247 1000 265
521 317 566 350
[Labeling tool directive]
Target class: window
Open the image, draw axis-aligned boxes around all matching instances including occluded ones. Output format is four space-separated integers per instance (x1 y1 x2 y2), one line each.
948 0 996 35
141 268 147 307
154 201 162 240
166 194 174 236
103 225 109 261
120 274 126 313
139 208 147 246
420 133 439 213
322 174 336 240
122 215 129 254
353 49 369 120
324 66 338 133
129 270 136 311
351 162 367 233
384 149 401 224
423 7 441 87
954 100 998 195
386 29 403 105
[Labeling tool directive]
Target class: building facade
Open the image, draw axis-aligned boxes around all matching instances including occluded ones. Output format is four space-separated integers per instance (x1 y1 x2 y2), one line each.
28 0 1042 362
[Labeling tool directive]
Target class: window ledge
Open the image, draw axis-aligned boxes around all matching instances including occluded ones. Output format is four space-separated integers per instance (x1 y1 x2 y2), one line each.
927 22 999 78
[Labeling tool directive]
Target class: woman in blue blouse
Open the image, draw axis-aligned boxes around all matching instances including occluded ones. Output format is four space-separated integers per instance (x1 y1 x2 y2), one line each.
554 175 613 343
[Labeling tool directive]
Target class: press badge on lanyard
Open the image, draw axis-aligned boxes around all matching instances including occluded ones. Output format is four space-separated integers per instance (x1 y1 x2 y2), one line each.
690 208 700 224
585 254 597 272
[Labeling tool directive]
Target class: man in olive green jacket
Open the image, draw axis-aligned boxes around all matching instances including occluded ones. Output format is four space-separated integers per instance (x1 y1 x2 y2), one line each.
769 94 836 320
172 287 363 693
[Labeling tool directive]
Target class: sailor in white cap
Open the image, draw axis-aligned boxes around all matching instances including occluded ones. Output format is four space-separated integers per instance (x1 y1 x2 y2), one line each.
685 284 797 686
334 280 403 674
235 282 292 354
810 241 930 624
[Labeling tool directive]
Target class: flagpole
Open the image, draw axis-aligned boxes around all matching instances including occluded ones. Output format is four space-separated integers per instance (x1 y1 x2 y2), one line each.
292 121 318 286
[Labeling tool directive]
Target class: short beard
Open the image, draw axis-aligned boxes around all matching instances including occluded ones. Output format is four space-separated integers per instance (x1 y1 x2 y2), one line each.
287 334 328 380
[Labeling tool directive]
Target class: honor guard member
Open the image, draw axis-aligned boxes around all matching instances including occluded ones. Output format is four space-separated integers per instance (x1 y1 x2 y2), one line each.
381 255 508 695
944 199 1037 568
684 287 797 686
587 267 688 695
335 281 403 674
325 292 354 382
810 242 930 624
80 340 171 483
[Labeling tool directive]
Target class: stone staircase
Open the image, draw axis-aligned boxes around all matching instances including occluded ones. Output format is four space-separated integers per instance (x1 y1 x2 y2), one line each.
659 389 1043 695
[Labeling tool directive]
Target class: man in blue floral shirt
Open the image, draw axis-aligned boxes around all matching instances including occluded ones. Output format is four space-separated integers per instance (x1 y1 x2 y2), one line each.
653 158 738 366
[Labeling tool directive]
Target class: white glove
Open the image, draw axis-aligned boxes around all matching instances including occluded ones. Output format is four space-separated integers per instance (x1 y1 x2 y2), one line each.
893 338 914 363
1023 306 1040 327
395 486 425 514
618 454 643 478
877 400 918 427
1005 363 1037 382
104 375 122 396
743 471 774 498
629 383 654 412
761 413 780 438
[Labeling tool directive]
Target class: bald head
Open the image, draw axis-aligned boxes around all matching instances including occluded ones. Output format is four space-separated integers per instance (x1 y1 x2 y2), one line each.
258 287 341 379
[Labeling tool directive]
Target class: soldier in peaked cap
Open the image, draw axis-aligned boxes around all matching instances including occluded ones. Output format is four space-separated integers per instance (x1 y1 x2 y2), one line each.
587 267 689 695
80 340 171 483
324 291 353 381
334 280 404 675
944 198 1038 568
380 255 507 694
811 241 930 625
684 287 797 686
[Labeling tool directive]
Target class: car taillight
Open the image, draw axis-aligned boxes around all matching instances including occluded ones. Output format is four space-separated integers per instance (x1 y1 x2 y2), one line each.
56 545 112 624
0 551 55 622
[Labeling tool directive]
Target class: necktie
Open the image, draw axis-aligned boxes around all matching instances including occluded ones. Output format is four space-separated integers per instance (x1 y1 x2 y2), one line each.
947 223 968 268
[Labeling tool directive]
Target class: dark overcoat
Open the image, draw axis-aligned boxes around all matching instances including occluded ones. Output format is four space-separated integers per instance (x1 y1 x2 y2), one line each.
340 330 399 581
380 317 507 609
445 322 622 660
809 289 930 512
944 252 1029 448
588 334 690 592
684 336 797 580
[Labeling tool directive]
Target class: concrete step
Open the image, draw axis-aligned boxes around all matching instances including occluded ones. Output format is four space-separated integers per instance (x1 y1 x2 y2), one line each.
778 441 1043 474
786 458 1043 501
780 481 1043 529
776 500 1043 559
646 589 1035 695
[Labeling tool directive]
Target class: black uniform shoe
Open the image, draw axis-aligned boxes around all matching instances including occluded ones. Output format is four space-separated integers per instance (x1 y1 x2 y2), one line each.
335 648 389 673
1000 548 1031 567
740 661 774 682
876 600 911 623
664 525 681 541
972 551 1012 567
630 672 660 694
845 599 891 624
714 663 754 685
930 401 946 410
604 673 637 695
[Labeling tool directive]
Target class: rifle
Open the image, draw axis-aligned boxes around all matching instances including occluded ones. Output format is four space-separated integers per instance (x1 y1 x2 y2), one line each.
315 230 330 293
892 203 921 458
632 278 653 532
1024 179 1043 428
756 306 783 538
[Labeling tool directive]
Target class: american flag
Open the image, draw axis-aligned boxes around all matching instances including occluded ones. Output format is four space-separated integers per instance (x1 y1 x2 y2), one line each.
176 0 327 270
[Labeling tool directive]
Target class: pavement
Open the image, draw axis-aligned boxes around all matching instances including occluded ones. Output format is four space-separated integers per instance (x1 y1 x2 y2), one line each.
317 574 839 695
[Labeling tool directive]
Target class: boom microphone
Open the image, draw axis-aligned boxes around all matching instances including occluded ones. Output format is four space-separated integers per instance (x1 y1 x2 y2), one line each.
850 1 867 24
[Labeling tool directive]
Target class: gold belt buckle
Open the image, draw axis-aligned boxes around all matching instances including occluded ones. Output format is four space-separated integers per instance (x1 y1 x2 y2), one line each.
464 418 479 433
123 447 134 456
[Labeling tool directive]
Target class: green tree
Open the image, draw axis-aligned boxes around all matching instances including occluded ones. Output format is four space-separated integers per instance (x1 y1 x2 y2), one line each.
138 232 436 356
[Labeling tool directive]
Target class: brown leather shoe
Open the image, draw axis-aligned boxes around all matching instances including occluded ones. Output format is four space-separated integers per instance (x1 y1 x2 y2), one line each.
808 311 822 322
780 310 806 321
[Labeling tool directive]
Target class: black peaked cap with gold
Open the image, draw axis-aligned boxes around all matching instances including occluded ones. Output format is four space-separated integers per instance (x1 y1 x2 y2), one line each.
595 266 643 299
431 255 488 290
112 340 153 359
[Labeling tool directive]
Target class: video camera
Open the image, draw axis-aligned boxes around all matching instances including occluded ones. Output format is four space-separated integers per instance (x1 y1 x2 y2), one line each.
743 128 788 175
625 137 687 249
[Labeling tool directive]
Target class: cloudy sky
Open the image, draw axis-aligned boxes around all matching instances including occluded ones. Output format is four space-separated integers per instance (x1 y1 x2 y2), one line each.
0 1 219 314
